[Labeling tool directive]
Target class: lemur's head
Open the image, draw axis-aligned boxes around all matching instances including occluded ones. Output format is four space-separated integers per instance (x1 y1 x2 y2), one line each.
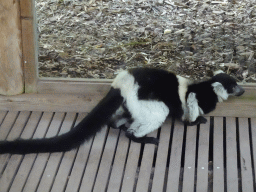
211 70 245 102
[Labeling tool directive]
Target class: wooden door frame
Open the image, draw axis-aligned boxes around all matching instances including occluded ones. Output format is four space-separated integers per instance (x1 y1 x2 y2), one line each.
20 0 37 93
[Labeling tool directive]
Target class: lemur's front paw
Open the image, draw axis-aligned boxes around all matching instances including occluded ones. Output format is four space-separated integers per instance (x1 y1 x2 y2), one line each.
125 132 159 145
146 137 159 145
198 116 207 124
184 116 207 126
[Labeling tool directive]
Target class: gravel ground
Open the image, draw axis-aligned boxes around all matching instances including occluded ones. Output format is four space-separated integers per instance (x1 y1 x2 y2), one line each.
36 0 256 82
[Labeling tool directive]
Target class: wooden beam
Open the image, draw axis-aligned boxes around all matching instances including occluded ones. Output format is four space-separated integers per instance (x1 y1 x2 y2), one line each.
0 84 255 117
0 93 101 113
37 78 112 95
0 0 24 95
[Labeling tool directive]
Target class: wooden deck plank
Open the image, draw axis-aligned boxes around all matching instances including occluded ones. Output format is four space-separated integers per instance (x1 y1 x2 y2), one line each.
166 122 185 192
250 118 256 188
71 126 108 192
36 113 78 192
196 117 210 192
0 106 255 191
93 128 120 192
0 112 30 172
4 112 31 140
0 111 31 192
135 131 158 192
107 131 130 192
50 113 87 192
22 113 65 192
182 125 197 192
226 117 239 192
0 111 19 140
7 112 43 192
50 150 77 192
238 118 254 192
7 112 51 192
0 111 20 173
0 111 7 126
120 138 141 192
213 117 224 192
151 119 172 192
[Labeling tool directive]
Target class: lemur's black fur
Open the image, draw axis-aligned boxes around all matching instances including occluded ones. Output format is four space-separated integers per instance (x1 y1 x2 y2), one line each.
0 68 244 154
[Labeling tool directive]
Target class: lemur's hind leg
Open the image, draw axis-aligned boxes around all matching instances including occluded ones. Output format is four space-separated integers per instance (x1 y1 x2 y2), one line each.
125 102 169 145
112 98 169 145
108 103 132 129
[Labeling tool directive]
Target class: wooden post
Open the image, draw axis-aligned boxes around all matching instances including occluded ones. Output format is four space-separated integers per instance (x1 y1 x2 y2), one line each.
20 0 38 93
0 0 24 95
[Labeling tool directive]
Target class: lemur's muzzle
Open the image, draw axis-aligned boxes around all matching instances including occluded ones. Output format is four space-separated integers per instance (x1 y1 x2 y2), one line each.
233 85 245 96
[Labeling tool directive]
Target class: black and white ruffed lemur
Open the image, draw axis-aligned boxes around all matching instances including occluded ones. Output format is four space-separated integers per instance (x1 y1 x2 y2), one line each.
0 68 245 154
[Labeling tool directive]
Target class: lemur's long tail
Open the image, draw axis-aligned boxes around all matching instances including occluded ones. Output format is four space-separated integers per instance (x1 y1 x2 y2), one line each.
0 88 123 154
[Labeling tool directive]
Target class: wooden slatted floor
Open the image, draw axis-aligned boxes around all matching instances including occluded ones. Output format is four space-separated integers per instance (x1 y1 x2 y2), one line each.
0 110 255 192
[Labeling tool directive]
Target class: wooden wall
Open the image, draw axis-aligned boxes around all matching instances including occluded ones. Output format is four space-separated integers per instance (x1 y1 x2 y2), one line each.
0 0 37 95
0 0 24 95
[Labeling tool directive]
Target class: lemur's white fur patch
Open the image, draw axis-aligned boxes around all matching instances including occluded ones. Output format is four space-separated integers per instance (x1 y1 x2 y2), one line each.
112 70 135 98
212 82 229 102
186 92 203 122
114 106 125 116
177 75 190 121
115 118 128 128
111 105 126 127
213 70 224 76
112 70 169 138
127 100 169 137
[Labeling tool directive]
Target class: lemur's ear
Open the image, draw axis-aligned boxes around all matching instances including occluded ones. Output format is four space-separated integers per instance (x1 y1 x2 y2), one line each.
211 82 229 102
213 70 225 76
